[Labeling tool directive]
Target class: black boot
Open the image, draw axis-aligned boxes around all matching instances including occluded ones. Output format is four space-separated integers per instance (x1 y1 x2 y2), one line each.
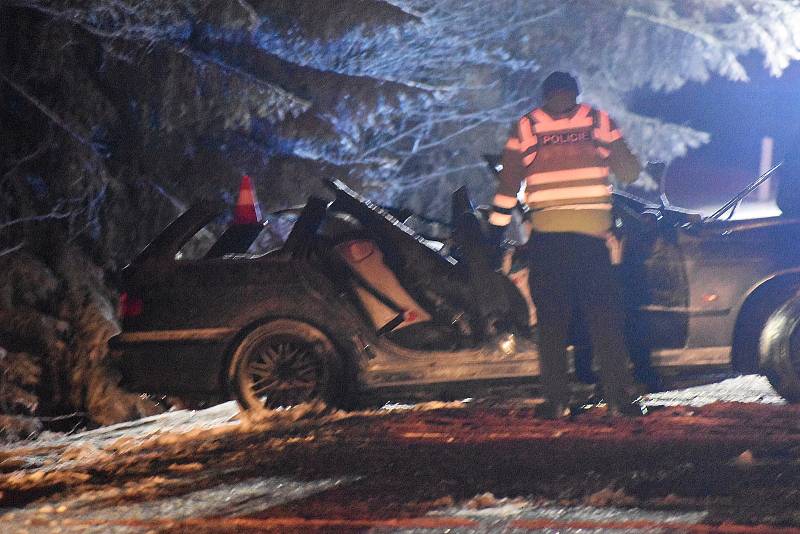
607 396 648 417
534 400 571 419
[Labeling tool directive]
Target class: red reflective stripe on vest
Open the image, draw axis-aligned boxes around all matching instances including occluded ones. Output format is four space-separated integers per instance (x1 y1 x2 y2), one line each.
489 212 512 226
525 166 609 185
492 193 518 209
592 110 622 144
517 116 538 166
531 104 593 134
512 104 618 214
522 150 537 167
527 184 611 204
490 193 517 227
518 116 536 148
505 137 523 152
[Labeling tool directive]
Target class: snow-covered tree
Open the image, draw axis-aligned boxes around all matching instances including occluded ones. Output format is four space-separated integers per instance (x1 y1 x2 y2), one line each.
3 0 800 427
4 0 800 247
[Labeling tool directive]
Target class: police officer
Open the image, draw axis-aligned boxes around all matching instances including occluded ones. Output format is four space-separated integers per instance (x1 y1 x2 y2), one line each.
489 72 645 418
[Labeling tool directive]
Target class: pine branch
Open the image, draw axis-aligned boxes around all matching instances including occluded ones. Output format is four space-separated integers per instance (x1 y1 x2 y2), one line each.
0 207 75 231
1 136 53 185
0 244 25 258
177 48 311 118
0 72 94 151
235 0 262 32
10 1 311 121
625 8 721 49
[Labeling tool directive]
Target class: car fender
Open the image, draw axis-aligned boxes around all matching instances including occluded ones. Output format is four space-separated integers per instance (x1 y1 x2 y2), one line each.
731 269 800 371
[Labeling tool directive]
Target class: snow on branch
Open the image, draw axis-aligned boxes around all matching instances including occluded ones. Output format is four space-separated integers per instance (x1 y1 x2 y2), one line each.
178 48 310 121
8 0 800 216
9 0 309 125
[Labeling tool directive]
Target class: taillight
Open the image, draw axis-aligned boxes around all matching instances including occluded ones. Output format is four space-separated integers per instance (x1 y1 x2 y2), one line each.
119 291 144 318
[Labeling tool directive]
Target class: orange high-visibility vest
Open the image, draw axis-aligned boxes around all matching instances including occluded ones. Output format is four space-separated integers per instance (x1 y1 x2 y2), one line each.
489 104 622 229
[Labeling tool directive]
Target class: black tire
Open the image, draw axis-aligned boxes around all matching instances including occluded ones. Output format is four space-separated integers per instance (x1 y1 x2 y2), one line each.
733 283 800 373
228 319 345 412
759 293 800 402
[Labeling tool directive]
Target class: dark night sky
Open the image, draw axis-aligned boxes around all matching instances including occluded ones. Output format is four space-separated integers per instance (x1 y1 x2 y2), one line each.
631 53 800 208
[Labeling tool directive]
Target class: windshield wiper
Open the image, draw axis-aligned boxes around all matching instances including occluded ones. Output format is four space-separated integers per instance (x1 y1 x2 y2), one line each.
705 161 783 222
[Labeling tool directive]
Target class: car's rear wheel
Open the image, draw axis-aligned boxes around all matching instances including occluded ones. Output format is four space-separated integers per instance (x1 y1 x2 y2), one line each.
228 319 344 412
759 293 800 402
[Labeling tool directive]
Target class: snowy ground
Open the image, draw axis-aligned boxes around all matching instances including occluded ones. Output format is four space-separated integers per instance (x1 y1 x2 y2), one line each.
2 375 800 533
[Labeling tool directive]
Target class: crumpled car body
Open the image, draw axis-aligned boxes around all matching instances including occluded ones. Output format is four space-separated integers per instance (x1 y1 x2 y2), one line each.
111 176 800 411
112 180 534 410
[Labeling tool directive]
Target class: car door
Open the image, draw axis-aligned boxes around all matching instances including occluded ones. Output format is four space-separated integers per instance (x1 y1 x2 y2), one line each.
680 218 800 350
621 222 690 354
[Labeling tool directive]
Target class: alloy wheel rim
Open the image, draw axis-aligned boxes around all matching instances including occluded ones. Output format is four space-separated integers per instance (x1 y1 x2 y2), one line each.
244 337 323 408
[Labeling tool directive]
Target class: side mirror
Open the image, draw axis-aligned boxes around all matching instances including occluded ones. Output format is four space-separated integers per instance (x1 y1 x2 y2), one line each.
482 154 503 178
451 186 475 224
645 161 669 207
645 161 666 183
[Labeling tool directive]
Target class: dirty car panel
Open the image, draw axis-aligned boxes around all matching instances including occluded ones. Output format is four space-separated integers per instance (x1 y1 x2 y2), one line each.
113 180 537 406
113 174 800 409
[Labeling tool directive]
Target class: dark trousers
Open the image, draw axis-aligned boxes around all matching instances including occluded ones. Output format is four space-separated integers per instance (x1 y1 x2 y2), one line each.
528 232 635 406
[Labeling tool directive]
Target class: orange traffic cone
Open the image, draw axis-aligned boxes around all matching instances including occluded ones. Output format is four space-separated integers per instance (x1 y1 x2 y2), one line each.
233 174 262 225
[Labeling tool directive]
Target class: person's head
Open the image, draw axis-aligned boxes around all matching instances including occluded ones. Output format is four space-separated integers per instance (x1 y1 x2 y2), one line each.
540 71 579 111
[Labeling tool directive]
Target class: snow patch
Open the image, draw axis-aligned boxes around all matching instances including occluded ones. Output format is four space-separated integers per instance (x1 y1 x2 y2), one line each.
379 399 471 411
646 374 785 407
0 476 352 533
428 496 707 532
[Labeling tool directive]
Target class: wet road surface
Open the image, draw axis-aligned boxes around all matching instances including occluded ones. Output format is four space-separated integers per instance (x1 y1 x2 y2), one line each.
3 375 800 533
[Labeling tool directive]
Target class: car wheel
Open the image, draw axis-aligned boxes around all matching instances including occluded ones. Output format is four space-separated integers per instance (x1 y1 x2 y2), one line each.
228 319 344 412
733 283 800 373
759 293 800 402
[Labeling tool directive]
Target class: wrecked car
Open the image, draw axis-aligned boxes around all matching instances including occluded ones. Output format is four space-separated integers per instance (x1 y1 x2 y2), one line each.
112 179 533 413
112 170 800 414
